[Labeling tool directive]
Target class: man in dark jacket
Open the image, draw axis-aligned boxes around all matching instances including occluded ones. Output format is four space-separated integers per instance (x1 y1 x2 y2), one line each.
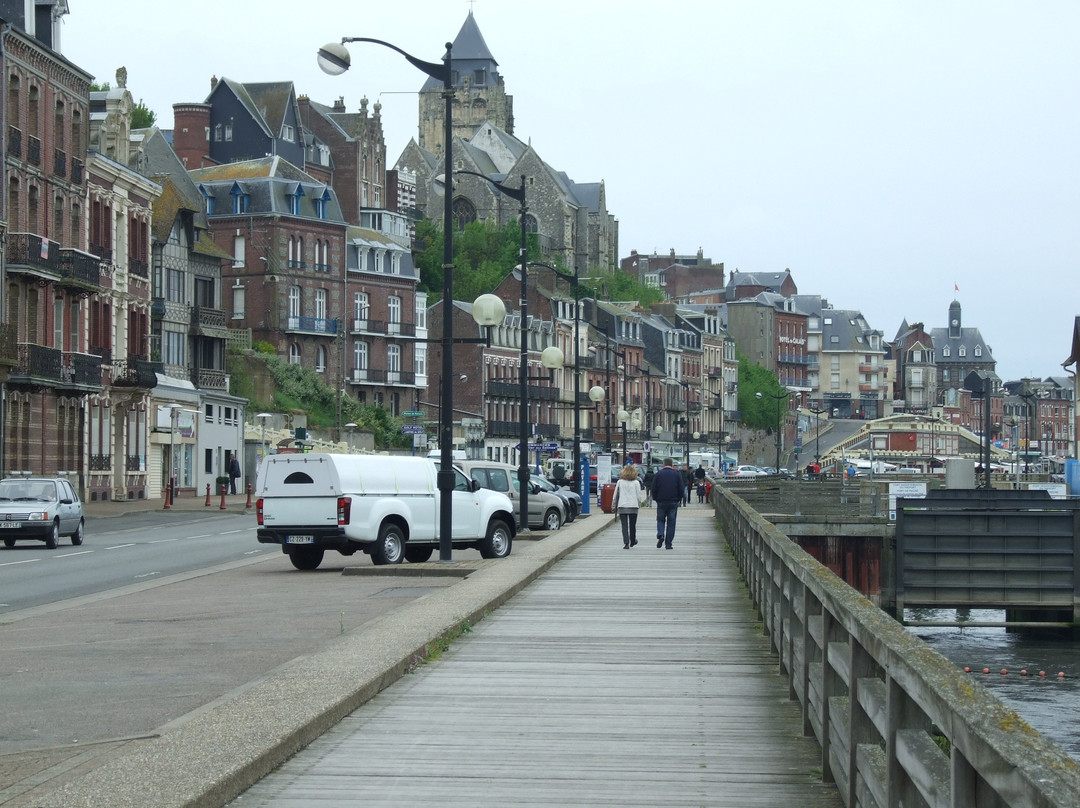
228 455 241 495
650 457 684 549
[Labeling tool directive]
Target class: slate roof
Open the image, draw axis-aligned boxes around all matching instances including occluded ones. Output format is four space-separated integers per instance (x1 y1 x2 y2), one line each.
213 78 294 138
190 157 346 223
421 12 499 92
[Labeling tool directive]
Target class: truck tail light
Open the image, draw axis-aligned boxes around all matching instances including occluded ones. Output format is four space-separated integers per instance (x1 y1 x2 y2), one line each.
337 496 352 525
256 498 264 525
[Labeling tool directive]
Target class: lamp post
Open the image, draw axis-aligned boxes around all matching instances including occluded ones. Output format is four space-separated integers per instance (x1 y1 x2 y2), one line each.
256 412 272 476
524 260 590 503
757 389 790 473
166 403 183 504
807 406 826 474
344 422 357 453
319 35 459 559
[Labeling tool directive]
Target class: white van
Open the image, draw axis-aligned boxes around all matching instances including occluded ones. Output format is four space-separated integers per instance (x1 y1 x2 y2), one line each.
255 453 515 569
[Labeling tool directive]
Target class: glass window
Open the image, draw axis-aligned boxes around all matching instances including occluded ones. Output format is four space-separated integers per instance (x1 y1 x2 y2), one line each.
289 286 301 318
387 344 401 372
354 340 368 369
354 292 369 322
289 343 301 364
315 289 327 320
316 345 326 372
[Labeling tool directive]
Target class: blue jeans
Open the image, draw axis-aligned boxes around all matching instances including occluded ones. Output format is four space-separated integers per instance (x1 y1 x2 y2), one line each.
656 501 679 546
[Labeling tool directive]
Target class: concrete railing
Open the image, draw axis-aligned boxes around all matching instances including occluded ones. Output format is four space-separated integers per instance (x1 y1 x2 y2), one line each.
716 487 1080 808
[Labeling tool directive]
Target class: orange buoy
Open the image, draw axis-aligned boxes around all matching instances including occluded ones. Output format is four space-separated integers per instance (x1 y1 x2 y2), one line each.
1020 669 1028 676
963 667 971 673
1001 669 1008 675
1058 672 1066 679
982 668 990 674
1039 671 1047 677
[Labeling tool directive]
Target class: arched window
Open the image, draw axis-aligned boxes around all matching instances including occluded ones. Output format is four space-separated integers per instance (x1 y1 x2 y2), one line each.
452 196 477 230
289 343 301 364
315 344 327 372
288 285 301 318
8 75 20 132
524 213 539 233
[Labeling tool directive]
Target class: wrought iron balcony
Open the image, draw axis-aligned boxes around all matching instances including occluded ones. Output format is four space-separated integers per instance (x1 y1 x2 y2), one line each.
58 248 102 288
27 135 40 165
53 148 67 178
7 125 21 157
0 324 17 368
7 233 59 273
129 257 149 278
286 316 338 335
112 355 158 388
60 351 104 390
11 343 62 383
71 158 84 184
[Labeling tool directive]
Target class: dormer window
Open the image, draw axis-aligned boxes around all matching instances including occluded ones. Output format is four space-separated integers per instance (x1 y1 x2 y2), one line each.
288 183 305 216
974 345 982 357
942 346 950 357
281 124 295 142
958 346 966 357
314 187 331 220
230 181 249 214
199 184 214 215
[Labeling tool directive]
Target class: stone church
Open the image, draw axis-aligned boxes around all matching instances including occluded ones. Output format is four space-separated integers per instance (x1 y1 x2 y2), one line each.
395 12 618 272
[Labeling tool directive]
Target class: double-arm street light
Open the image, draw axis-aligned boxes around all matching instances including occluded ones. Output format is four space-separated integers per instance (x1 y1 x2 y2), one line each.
807 406 827 472
757 389 791 473
319 36 503 560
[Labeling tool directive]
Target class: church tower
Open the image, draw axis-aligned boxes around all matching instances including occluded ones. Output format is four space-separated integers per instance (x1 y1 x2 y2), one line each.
417 12 514 157
948 299 962 339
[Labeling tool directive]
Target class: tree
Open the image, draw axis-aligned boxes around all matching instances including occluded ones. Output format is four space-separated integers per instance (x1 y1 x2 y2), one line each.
89 82 156 129
737 356 791 431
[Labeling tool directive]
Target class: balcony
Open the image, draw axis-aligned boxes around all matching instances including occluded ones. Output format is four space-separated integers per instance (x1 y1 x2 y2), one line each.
10 343 62 385
385 370 416 386
28 135 40 165
349 368 419 386
111 355 159 388
190 306 229 339
53 148 67 178
385 321 417 338
485 420 520 438
58 248 102 289
129 257 149 278
7 233 60 273
287 316 338 335
90 243 113 262
7 126 21 158
60 351 104 390
71 158 84 184
191 367 227 390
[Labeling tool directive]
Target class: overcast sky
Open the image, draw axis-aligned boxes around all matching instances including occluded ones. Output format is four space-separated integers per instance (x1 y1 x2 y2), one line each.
62 1 1079 384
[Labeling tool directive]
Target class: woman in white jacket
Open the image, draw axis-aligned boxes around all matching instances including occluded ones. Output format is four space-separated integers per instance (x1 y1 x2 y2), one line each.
612 464 645 548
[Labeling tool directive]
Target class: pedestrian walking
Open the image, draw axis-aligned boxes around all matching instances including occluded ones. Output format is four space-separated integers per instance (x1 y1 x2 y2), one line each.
650 457 685 549
229 455 241 495
613 464 645 549
682 463 694 506
642 465 655 504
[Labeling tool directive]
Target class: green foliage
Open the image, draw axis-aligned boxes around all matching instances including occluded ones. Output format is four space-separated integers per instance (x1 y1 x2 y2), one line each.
577 267 664 308
252 341 277 355
413 217 537 302
89 82 156 129
239 353 409 449
737 356 792 431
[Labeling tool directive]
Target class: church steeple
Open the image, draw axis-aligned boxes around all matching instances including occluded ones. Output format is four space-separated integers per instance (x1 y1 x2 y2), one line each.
417 12 514 156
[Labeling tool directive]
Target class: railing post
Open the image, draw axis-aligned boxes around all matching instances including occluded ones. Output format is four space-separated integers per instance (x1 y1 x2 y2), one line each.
163 480 171 510
219 485 227 510
245 482 253 509
205 483 212 507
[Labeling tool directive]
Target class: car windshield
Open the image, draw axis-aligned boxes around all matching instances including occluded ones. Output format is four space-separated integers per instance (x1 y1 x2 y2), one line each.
0 481 53 501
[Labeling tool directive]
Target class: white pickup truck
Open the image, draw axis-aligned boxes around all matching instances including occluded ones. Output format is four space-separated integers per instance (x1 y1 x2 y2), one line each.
255 453 516 569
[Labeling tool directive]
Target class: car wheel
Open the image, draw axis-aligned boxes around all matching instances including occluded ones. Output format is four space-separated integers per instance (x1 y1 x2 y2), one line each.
288 547 324 570
543 508 562 532
404 544 434 563
371 522 405 565
479 518 512 559
71 520 84 546
3 537 14 548
45 521 59 549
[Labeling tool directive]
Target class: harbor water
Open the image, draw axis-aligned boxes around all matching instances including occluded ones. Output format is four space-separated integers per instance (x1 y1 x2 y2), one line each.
906 609 1080 761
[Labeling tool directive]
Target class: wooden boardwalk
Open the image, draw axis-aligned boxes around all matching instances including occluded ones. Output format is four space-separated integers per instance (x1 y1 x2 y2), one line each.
230 507 842 807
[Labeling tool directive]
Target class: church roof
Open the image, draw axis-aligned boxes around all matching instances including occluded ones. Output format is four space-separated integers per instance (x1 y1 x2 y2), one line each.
422 12 500 91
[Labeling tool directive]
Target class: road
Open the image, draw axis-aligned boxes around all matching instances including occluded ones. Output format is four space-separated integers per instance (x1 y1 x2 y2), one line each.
0 511 262 614
0 509 476 804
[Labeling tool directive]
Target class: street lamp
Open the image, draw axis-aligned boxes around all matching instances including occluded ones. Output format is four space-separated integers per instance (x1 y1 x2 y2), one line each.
166 403 183 504
320 34 461 560
756 389 791 473
344 422 357 453
807 406 826 474
256 412 272 467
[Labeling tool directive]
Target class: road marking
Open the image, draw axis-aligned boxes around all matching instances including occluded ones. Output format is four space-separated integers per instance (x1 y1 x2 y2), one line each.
148 538 180 544
54 550 93 558
219 529 245 535
104 543 136 550
134 571 161 579
189 534 214 539
0 557 40 567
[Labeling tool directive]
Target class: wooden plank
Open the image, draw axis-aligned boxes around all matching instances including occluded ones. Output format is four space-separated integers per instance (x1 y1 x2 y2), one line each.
231 509 843 807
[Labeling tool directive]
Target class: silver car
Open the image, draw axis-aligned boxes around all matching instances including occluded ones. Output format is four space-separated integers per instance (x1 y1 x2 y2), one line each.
0 477 85 549
456 461 566 531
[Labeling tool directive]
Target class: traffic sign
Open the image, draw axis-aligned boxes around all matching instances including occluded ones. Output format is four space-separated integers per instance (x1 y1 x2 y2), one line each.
403 410 424 418
401 425 425 434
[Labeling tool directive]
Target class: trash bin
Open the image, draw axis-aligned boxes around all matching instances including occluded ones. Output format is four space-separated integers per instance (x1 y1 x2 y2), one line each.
600 482 616 514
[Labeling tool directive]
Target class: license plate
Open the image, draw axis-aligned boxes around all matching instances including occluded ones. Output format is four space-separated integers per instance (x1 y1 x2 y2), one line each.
285 535 314 544
0 521 18 529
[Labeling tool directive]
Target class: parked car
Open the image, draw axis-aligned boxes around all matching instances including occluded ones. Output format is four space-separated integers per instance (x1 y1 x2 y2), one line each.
0 477 84 549
255 454 515 568
456 461 566 531
533 474 581 523
728 465 768 478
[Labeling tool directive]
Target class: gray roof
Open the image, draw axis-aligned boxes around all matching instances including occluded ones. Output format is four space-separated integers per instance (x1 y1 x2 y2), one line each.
928 326 995 363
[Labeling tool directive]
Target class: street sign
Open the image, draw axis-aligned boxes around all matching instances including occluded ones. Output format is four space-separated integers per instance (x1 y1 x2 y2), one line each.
403 411 424 418
401 425 425 434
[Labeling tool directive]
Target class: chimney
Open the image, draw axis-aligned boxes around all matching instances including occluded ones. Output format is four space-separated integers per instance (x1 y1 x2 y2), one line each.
210 75 218 91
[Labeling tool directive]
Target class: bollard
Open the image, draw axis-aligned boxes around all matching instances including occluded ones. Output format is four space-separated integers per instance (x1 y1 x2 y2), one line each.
163 480 171 509
245 482 253 509
219 485 227 510
205 483 212 507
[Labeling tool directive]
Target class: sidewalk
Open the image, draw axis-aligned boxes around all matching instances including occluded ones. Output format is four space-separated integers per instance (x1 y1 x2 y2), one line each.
32 503 841 808
83 490 255 519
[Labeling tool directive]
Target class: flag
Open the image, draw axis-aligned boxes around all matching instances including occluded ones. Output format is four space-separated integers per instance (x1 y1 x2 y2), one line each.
954 283 959 292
